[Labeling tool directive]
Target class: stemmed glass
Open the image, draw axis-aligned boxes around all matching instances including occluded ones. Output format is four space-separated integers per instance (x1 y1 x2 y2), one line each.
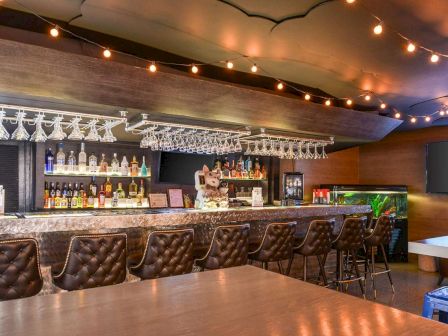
102 120 117 143
30 114 48 142
11 111 30 141
48 116 67 141
67 117 84 141
84 120 101 141
0 110 10 140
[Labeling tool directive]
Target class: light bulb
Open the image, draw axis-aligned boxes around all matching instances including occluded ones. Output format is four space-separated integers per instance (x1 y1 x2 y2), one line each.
191 64 199 73
373 23 383 35
251 64 258 73
226 61 234 69
50 26 59 38
346 0 356 3
304 94 311 101
148 63 157 73
430 54 440 63
394 112 401 119
346 99 353 106
380 103 387 109
410 117 417 123
103 49 111 58
425 116 431 122
325 99 331 106
407 42 416 53
440 110 446 116
276 82 284 90
364 94 371 101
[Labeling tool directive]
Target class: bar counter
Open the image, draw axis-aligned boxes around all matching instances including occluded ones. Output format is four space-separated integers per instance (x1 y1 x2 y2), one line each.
0 205 370 294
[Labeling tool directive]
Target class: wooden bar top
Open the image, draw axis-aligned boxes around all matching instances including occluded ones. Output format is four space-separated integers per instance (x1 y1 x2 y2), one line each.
0 266 446 336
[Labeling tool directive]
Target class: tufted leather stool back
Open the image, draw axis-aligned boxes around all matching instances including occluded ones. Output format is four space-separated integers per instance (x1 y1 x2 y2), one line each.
249 222 297 262
365 215 394 247
195 224 250 270
0 238 43 301
53 233 127 291
294 219 334 257
332 217 367 251
130 229 194 280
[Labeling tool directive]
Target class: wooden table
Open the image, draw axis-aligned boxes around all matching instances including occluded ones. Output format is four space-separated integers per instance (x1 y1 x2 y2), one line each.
409 236 448 284
1 266 447 336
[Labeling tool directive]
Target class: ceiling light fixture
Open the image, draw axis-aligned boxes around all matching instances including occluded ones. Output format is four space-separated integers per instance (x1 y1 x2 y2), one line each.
406 42 416 53
425 116 431 122
49 26 59 38
394 112 401 119
410 117 417 123
304 94 311 101
380 103 387 109
191 64 199 74
325 99 331 106
276 82 284 90
148 62 157 73
346 99 353 106
226 61 234 69
430 54 440 63
346 0 356 3
103 48 112 58
373 22 383 35
364 94 371 101
440 110 446 116
251 64 258 73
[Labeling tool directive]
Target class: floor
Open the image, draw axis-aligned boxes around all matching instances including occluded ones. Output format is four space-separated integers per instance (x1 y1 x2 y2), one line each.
268 260 441 316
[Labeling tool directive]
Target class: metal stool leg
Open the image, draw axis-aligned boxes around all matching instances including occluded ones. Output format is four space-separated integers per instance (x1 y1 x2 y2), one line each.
277 261 284 274
286 254 294 276
370 247 377 299
303 256 307 282
317 254 328 286
351 249 366 299
380 243 395 294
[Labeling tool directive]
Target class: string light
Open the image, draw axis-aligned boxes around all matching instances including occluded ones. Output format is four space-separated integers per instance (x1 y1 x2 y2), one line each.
373 23 383 35
380 103 387 109
425 116 431 122
364 94 371 101
226 61 234 69
430 54 440 63
410 117 417 123
251 64 258 73
325 99 331 106
276 82 284 90
346 99 352 106
49 26 59 38
304 94 311 101
394 112 401 119
440 110 446 116
406 42 416 53
103 48 112 58
148 62 157 73
346 0 356 3
191 64 199 74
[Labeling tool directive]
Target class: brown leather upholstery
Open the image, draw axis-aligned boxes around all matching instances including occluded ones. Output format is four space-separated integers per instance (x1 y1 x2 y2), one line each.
195 224 250 270
129 229 194 280
293 219 334 256
52 233 127 291
249 222 297 262
365 215 394 247
0 238 43 301
332 217 367 251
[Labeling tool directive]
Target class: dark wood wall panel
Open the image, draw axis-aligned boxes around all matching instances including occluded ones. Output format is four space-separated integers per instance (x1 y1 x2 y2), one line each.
0 144 19 212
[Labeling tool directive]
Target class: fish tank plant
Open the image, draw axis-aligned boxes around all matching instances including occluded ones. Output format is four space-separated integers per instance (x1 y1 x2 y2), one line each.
320 185 408 262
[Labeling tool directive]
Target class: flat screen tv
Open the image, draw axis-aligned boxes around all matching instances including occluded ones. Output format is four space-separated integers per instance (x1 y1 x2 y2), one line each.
426 141 448 193
158 152 215 185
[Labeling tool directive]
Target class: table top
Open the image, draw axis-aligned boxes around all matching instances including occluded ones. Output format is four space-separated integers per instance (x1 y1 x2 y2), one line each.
1 266 446 336
409 236 448 258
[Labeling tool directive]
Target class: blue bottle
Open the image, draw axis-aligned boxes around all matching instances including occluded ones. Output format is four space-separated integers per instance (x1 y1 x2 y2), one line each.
45 148 54 173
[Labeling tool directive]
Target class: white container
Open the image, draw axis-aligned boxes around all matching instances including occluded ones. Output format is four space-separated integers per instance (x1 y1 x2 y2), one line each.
0 186 4 215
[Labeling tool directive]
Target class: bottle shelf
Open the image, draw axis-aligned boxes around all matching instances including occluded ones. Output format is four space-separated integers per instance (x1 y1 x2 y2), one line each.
221 178 268 182
44 172 151 179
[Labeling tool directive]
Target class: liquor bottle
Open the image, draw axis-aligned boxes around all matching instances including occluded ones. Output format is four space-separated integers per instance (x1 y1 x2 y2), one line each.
79 183 86 208
49 182 56 208
138 179 145 196
67 183 73 208
222 156 230 177
98 185 106 208
245 156 253 175
261 165 267 179
112 192 119 207
61 183 68 209
121 156 129 176
213 158 222 171
116 182 126 199
99 154 108 173
140 156 148 177
72 183 79 209
89 153 97 173
67 151 76 172
129 178 138 198
78 143 87 173
56 143 65 173
254 158 261 179
236 156 243 178
111 153 120 174
88 176 97 208
130 155 139 177
230 160 236 178
44 181 49 208
55 182 61 198
45 148 54 174
104 177 113 198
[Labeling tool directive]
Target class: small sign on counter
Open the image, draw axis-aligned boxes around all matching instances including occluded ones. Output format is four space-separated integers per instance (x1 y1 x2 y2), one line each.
149 193 168 208
168 189 184 208
252 187 264 207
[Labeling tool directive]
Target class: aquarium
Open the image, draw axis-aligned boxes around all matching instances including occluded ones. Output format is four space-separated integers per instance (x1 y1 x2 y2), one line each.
320 185 407 219
320 185 408 262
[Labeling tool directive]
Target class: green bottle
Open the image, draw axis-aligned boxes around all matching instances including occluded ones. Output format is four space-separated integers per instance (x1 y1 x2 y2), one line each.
140 155 148 177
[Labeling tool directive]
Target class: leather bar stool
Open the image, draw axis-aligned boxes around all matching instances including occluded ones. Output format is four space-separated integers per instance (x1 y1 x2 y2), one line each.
286 219 334 285
332 217 367 297
0 238 43 301
248 222 297 274
364 214 395 299
195 224 250 271
129 229 194 280
52 233 127 291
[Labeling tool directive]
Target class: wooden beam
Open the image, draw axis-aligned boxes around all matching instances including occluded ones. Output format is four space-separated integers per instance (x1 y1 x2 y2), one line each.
0 33 401 141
